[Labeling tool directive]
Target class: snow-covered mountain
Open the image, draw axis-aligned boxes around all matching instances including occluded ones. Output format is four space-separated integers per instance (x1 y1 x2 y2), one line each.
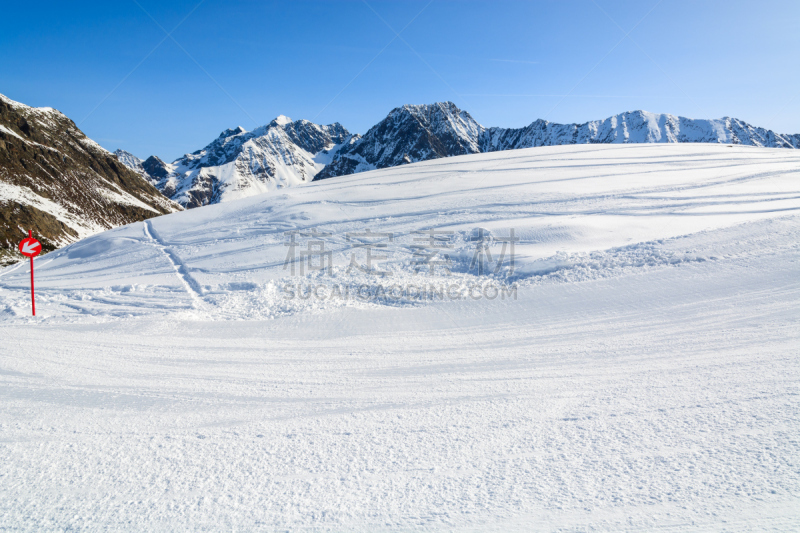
316 102 482 179
112 150 174 188
317 104 800 181
0 93 181 266
118 103 800 208
113 149 143 173
479 110 800 152
118 117 354 208
112 149 153 180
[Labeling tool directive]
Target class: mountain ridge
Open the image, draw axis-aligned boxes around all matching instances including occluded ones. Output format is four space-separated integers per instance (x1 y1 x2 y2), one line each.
318 105 800 181
128 118 355 208
316 102 482 179
116 103 800 209
479 110 800 152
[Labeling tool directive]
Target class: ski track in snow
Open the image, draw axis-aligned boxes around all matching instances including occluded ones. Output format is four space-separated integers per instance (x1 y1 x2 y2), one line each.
142 220 207 310
0 144 798 531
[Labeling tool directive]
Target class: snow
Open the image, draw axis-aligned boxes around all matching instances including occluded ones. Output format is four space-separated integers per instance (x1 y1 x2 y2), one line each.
0 124 26 142
162 120 350 207
113 148 143 169
312 140 348 169
77 135 110 154
0 182 106 243
0 144 798 530
143 104 800 209
0 124 65 157
97 186 161 213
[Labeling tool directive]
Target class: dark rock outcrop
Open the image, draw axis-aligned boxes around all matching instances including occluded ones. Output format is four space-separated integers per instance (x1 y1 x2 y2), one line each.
0 93 181 266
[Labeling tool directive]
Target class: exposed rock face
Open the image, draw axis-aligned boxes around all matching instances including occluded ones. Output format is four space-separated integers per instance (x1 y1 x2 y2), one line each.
0 93 181 266
141 156 170 178
316 102 482 179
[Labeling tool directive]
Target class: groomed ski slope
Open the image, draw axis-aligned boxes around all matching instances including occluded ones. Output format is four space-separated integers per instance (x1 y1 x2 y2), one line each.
0 144 798 531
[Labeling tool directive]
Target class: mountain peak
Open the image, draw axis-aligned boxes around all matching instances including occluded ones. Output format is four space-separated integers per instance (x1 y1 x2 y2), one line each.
272 115 293 126
142 155 170 182
144 117 353 208
394 101 465 119
401 101 459 111
219 126 246 139
143 155 165 165
315 101 483 180
114 149 143 167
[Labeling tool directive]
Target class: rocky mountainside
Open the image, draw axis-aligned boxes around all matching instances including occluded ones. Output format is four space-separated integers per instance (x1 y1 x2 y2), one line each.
117 117 354 208
316 102 482 179
317 104 800 180
0 93 180 266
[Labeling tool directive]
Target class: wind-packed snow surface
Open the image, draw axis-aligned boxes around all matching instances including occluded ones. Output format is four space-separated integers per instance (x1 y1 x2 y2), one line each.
1 144 799 531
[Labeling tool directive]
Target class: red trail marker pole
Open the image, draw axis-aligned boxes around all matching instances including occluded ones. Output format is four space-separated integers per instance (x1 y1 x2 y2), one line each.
18 229 42 317
29 230 35 316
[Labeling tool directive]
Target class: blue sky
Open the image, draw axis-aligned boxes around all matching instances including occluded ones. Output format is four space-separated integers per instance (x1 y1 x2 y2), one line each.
2 0 798 161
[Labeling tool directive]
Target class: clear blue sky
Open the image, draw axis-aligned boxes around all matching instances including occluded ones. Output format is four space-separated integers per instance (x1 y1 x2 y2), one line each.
2 0 798 161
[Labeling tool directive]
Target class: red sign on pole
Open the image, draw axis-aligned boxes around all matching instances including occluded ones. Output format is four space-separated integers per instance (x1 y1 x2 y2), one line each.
18 230 41 316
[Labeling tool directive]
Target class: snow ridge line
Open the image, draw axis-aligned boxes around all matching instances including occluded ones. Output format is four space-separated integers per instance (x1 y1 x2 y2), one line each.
142 221 207 309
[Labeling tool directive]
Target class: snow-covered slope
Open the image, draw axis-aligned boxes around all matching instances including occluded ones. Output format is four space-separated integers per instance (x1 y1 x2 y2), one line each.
139 117 353 208
1 144 799 530
0 93 181 266
2 143 798 319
